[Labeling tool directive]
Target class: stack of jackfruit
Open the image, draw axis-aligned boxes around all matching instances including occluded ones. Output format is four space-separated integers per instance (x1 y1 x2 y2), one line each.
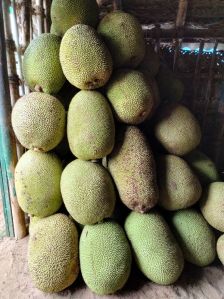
11 0 224 295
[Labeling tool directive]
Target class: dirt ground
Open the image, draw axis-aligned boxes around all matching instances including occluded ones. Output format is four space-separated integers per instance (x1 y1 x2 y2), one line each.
0 236 224 299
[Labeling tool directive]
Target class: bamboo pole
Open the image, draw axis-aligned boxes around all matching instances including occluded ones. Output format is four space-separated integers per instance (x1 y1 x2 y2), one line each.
0 3 27 239
113 0 122 11
16 0 31 54
10 1 25 95
3 0 20 106
16 0 31 94
3 0 24 159
35 0 44 35
43 0 51 33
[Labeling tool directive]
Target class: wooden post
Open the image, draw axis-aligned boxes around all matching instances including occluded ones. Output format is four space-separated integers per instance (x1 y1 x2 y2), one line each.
0 2 27 239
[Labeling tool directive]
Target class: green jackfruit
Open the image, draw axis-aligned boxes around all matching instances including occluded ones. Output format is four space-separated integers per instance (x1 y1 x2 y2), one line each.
139 43 160 77
51 0 99 36
217 235 224 265
157 155 202 210
80 221 132 295
200 182 224 232
60 24 113 90
67 90 115 160
124 211 184 285
184 150 220 185
28 214 79 293
106 69 155 124
15 150 62 217
170 209 216 266
156 66 184 102
154 104 201 156
108 126 158 213
11 92 65 152
60 159 116 225
23 33 65 94
98 11 145 68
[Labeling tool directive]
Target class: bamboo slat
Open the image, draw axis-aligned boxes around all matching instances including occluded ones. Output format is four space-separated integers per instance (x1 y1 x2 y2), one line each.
3 0 24 159
0 3 27 239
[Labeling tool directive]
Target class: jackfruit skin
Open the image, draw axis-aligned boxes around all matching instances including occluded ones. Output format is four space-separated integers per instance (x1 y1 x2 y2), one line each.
106 69 155 124
154 104 201 156
124 211 184 285
23 33 65 94
108 126 158 213
15 150 63 217
156 66 184 102
60 159 116 225
184 150 220 185
28 214 79 293
67 90 115 160
80 221 132 295
98 11 145 68
51 0 99 36
11 92 66 152
60 24 113 90
200 182 224 232
157 155 202 211
141 70 160 119
217 235 224 265
138 43 160 77
170 209 216 266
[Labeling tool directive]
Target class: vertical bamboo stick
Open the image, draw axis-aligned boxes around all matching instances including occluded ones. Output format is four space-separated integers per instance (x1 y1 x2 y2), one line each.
35 0 44 35
16 0 31 94
3 0 20 106
3 0 24 159
43 0 51 33
113 0 122 11
0 4 27 239
16 0 31 54
10 1 25 95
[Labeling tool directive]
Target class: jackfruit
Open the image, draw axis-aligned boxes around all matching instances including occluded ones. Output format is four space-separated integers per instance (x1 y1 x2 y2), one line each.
80 221 132 295
106 69 155 124
200 182 224 232
60 159 116 225
67 90 115 160
108 126 158 213
184 150 220 185
28 214 79 293
157 155 202 210
11 92 65 152
98 11 145 68
141 70 160 119
154 104 201 156
15 150 62 217
139 43 160 77
217 235 224 265
124 211 184 285
51 0 99 36
170 209 216 266
23 33 65 94
156 65 184 102
60 24 113 90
